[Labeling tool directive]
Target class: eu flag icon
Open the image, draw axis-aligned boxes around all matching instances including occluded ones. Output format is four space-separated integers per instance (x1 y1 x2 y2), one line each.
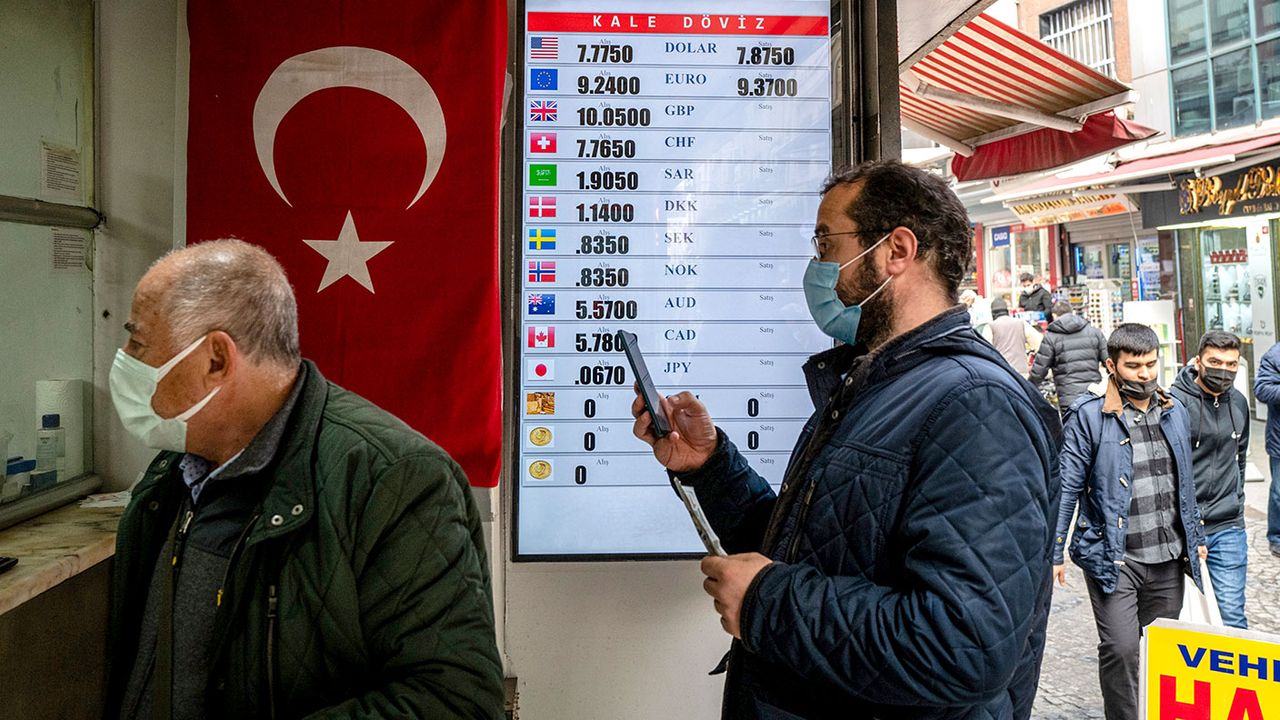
531 68 558 91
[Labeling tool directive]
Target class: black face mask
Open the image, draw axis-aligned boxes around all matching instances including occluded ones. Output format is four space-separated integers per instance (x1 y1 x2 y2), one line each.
1200 366 1237 395
1117 377 1159 401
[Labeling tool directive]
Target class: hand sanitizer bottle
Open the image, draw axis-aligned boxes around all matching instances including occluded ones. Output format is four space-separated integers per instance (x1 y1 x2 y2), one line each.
35 414 66 482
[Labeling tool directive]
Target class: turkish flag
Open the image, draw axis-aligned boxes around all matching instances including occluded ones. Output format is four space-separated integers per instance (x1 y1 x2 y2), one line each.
186 2 507 487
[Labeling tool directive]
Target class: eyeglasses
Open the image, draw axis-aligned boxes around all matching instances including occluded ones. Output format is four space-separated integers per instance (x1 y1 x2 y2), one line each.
810 229 894 260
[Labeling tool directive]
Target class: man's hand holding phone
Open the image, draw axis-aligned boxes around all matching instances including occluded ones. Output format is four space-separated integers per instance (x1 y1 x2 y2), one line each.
630 390 718 473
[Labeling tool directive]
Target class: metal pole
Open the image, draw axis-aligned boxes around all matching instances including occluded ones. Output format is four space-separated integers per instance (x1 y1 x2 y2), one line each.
0 195 103 230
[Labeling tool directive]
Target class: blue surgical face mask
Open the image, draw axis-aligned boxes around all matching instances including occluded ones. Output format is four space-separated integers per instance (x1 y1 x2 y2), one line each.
109 334 221 452
803 232 892 345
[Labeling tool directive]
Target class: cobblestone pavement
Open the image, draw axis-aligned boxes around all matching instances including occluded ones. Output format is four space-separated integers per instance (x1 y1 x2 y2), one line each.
1032 420 1280 718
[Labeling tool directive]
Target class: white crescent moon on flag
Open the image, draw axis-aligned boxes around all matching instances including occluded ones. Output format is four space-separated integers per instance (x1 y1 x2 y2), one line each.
252 46 447 209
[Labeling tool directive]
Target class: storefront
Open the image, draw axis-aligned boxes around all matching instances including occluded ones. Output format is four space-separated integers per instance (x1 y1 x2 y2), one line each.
983 222 1058 311
1143 161 1280 411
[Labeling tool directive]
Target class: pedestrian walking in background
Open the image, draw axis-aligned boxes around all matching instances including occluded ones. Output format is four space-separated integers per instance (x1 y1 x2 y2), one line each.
1252 341 1280 558
1019 273 1054 323
1170 331 1250 629
1029 301 1108 414
990 298 1043 377
1054 323 1206 720
961 288 993 341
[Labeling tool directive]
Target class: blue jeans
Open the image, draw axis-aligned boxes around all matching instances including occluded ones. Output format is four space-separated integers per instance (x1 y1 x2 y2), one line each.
1204 527 1249 629
1269 457 1280 548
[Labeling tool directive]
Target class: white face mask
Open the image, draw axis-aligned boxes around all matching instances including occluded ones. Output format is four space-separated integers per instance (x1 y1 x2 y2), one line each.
109 334 221 452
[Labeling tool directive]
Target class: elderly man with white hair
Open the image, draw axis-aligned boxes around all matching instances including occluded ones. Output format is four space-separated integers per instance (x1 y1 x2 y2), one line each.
104 239 503 719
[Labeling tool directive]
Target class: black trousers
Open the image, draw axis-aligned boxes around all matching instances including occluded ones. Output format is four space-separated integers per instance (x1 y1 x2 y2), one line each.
1084 559 1184 720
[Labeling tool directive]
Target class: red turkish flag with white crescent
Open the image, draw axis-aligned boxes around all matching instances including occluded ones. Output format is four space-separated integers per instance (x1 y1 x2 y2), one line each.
186 2 507 487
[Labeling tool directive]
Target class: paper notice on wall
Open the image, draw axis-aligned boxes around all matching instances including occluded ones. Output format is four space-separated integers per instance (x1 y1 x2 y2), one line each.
51 229 87 272
40 142 81 202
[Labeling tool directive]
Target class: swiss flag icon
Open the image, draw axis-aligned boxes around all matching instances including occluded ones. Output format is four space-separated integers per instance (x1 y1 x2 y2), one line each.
530 132 557 153
527 325 555 348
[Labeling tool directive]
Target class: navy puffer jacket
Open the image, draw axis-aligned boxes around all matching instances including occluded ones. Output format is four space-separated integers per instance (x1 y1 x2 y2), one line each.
679 308 1061 720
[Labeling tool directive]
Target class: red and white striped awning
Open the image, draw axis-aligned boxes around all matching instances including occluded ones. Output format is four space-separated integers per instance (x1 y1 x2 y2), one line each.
900 13 1135 156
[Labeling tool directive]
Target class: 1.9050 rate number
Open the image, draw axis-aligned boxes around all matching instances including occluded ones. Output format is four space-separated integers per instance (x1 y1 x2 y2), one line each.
577 170 639 191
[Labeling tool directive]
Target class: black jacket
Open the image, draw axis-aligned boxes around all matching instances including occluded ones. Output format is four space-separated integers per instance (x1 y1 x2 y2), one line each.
1028 314 1107 409
1019 286 1054 322
1170 365 1249 536
681 308 1060 719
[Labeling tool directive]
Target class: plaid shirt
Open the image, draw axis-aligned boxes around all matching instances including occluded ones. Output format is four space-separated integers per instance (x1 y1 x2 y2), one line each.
1123 399 1184 563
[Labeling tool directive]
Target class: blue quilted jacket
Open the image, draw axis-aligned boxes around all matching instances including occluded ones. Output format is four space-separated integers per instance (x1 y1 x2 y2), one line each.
680 308 1061 720
1054 383 1205 594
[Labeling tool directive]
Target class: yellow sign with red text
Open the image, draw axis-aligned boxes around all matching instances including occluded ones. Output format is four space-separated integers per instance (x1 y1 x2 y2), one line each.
1142 619 1280 719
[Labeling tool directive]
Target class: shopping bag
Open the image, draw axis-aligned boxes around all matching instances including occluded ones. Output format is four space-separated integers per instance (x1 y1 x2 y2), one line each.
1178 558 1223 626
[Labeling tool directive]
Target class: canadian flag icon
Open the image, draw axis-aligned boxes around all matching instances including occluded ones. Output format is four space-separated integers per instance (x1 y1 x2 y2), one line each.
527 325 555 348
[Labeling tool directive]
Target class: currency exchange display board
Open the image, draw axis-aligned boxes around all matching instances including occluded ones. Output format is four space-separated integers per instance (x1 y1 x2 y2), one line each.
516 0 833 559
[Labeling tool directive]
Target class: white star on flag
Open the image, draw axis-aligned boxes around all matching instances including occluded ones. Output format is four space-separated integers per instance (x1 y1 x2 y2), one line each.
304 211 394 293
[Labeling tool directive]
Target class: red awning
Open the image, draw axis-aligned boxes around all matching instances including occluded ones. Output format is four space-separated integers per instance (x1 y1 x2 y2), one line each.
900 13 1134 152
950 112 1159 181
991 131 1280 201
899 13 1150 179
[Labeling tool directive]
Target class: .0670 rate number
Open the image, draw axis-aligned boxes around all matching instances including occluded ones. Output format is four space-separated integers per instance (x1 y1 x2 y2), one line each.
577 365 627 386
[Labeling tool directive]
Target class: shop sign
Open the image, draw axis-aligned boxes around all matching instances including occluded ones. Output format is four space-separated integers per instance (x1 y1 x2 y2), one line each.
1140 619 1280 719
1007 192 1137 226
1180 163 1280 218
991 225 1012 247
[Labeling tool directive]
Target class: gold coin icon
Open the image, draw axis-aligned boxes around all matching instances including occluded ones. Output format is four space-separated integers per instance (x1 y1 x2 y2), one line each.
529 460 552 480
530 427 553 446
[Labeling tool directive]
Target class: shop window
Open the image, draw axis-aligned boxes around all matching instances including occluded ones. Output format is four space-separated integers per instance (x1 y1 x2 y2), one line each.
1172 61 1212 135
1200 227 1252 337
0 0 96 515
1260 0 1280 36
1259 38 1280 119
1168 0 1207 63
1211 0 1252 48
1213 48 1257 129
1106 242 1133 283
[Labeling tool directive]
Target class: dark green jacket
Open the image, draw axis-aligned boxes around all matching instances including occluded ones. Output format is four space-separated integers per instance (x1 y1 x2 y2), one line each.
106 362 504 719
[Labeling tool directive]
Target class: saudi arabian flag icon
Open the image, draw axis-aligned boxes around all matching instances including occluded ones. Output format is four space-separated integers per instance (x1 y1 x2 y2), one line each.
528 164 557 186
